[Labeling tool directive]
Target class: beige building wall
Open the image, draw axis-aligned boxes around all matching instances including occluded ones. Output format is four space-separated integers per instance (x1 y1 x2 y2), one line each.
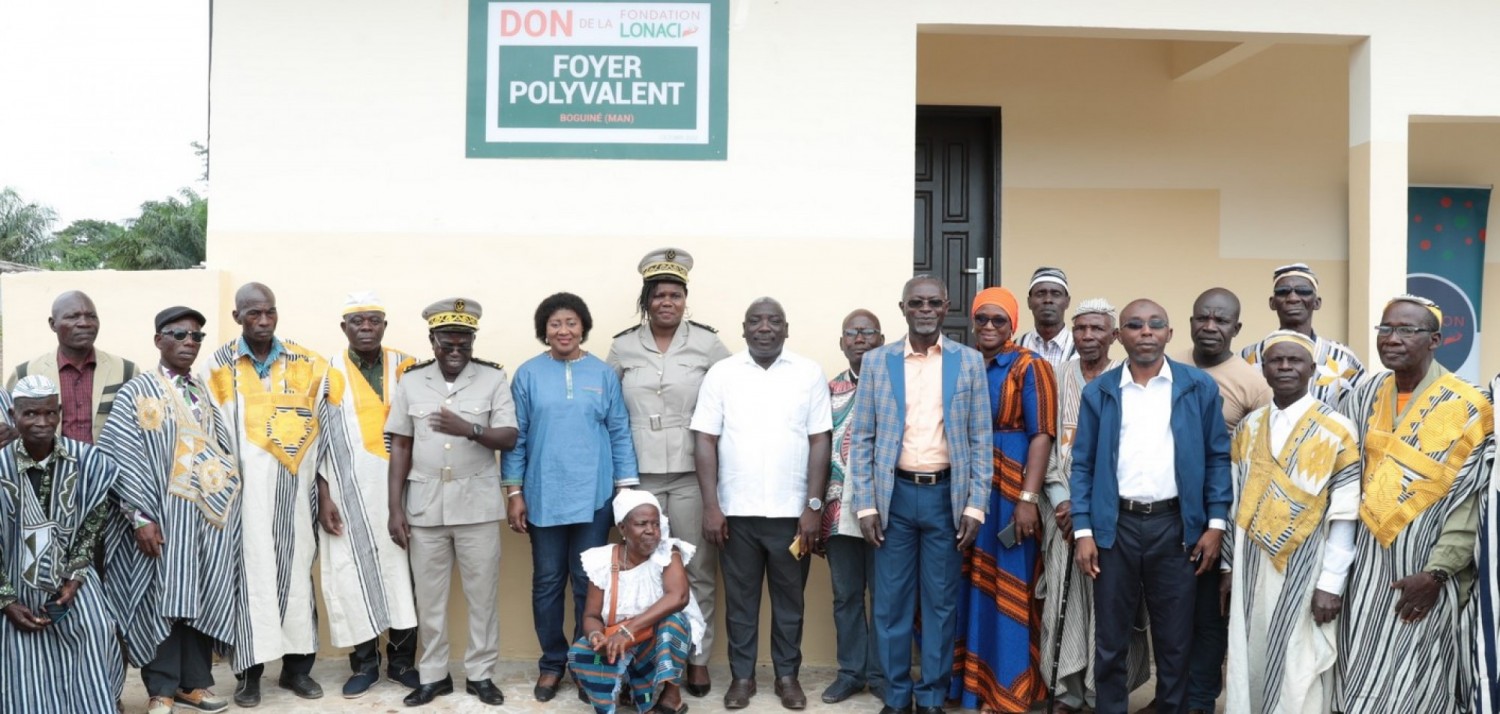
6 0 1500 668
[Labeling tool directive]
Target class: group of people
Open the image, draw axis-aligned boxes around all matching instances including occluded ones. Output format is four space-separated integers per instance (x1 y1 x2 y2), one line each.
1 250 1498 714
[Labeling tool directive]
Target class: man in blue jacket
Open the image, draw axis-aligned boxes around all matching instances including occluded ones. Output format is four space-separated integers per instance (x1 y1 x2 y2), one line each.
1068 299 1232 714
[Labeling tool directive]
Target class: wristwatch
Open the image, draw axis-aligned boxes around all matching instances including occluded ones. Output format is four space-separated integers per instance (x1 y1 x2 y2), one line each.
806 497 823 512
470 423 484 439
1428 568 1452 585
1018 490 1041 504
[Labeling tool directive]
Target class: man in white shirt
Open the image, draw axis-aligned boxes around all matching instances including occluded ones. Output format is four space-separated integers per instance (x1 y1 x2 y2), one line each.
692 298 832 711
1016 267 1075 368
1068 299 1233 714
1218 331 1360 714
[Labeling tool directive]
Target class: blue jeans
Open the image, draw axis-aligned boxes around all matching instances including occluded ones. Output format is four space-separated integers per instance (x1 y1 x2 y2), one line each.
873 477 961 709
530 503 614 675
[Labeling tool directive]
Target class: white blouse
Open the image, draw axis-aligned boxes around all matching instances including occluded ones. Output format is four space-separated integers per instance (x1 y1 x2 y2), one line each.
581 538 706 652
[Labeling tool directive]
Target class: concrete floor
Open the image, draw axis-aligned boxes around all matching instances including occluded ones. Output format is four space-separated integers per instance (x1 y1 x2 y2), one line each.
120 660 1198 713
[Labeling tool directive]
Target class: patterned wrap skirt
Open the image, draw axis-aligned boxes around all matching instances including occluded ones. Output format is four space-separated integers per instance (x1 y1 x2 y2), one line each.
569 611 692 714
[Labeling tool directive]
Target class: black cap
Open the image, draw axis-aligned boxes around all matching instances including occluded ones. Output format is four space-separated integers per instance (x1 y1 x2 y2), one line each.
155 306 207 332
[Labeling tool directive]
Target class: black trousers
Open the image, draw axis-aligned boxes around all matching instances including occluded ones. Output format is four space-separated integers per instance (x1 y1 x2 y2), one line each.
719 516 810 680
1187 569 1229 708
143 621 216 697
350 627 418 674
239 652 316 680
1093 509 1196 714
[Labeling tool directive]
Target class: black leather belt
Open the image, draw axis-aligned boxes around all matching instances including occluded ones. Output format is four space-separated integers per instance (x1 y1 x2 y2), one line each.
895 468 951 485
1119 497 1179 514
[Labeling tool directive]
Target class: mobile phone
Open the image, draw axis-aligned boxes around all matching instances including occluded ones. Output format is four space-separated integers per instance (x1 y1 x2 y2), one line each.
997 522 1017 549
43 598 69 623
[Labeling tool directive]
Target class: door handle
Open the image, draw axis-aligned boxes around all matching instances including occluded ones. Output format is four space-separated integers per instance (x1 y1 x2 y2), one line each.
961 257 986 277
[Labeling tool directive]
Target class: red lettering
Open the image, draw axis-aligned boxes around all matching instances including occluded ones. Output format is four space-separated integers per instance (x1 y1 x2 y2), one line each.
498 9 573 37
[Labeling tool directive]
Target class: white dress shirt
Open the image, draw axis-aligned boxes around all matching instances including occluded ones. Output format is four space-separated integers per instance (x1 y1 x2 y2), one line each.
1266 393 1356 595
690 349 833 518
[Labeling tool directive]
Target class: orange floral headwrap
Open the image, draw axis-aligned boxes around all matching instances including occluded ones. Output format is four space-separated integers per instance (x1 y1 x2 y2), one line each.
971 287 1020 331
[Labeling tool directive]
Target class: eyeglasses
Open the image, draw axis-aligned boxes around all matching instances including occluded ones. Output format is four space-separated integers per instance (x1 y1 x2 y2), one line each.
160 329 207 343
972 315 1009 327
1374 325 1434 338
1273 287 1317 298
435 342 473 354
842 328 880 338
1121 318 1170 330
904 298 947 310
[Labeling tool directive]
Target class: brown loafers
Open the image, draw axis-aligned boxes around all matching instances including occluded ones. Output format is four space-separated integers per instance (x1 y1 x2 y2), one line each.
773 676 806 710
723 679 756 709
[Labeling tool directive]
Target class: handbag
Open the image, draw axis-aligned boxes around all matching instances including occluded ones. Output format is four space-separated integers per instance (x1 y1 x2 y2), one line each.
602 544 653 647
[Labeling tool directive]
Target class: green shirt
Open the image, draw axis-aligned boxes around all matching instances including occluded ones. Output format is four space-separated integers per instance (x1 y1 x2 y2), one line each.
348 349 384 399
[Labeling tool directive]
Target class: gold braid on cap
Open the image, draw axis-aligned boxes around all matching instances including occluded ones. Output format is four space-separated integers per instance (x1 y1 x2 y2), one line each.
427 311 480 330
640 259 689 283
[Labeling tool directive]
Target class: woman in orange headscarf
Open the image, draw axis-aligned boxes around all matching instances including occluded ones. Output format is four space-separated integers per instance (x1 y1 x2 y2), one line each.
949 286 1058 713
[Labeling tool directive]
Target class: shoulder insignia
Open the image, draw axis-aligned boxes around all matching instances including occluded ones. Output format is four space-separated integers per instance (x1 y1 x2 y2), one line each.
403 359 434 374
472 358 505 370
687 320 718 334
613 324 642 339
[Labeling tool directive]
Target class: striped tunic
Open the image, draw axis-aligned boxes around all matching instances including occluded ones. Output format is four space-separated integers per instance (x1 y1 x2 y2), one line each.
1470 374 1500 713
100 370 242 666
319 348 418 648
0 437 123 711
1242 334 1364 409
1223 401 1360 714
1038 358 1149 702
1336 366 1494 713
203 339 347 671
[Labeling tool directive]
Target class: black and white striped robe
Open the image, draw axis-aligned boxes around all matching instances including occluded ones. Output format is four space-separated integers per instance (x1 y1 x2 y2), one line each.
1336 365 1494 714
100 370 242 666
202 339 347 672
1469 374 1499 714
0 436 124 711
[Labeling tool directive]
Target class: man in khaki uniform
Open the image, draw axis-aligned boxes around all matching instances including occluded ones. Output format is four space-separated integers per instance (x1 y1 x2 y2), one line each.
385 298 518 708
606 247 731 696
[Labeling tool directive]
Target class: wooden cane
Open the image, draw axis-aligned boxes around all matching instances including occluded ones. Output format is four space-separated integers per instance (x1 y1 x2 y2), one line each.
1047 539 1077 713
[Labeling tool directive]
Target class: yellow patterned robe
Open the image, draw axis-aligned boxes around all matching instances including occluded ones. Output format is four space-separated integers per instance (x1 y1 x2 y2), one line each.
203 338 346 671
1335 363 1494 714
1223 398 1360 714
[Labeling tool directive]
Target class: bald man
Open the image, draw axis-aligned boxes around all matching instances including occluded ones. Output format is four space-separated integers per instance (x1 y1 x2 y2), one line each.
820 309 886 704
7 290 140 442
1068 299 1232 714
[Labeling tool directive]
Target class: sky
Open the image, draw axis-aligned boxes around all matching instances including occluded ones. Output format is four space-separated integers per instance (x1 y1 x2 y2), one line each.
0 0 209 227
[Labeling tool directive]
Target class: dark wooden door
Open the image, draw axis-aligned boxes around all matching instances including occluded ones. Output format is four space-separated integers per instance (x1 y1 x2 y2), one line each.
914 107 999 346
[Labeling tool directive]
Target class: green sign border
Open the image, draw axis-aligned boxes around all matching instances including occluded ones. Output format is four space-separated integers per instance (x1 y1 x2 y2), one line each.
465 0 729 160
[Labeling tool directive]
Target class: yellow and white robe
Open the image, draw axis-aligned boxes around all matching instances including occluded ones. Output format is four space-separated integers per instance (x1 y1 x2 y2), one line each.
319 348 418 648
1223 396 1360 714
204 339 346 671
1335 363 1494 714
1243 334 1364 409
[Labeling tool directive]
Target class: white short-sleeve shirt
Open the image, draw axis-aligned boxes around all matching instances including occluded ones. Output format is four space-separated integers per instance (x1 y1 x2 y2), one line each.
690 349 833 518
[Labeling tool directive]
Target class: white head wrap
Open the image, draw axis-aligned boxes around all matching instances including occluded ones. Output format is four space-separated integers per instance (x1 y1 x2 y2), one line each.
613 489 663 527
342 290 385 316
1072 298 1117 322
11 375 57 401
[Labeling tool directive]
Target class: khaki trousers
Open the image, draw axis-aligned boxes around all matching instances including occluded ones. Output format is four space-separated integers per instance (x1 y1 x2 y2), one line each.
640 471 717 665
409 522 501 684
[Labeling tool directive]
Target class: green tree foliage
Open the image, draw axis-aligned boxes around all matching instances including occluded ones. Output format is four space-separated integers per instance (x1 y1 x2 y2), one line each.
104 189 207 270
0 187 58 265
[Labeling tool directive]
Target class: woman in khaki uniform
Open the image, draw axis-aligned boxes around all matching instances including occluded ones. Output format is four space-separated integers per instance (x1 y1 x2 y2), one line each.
606 248 731 697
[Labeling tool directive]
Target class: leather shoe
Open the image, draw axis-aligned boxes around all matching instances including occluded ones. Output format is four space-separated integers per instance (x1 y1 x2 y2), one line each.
403 676 453 706
821 677 864 704
467 679 505 705
915 707 944 714
232 677 260 708
534 678 559 702
388 665 422 690
774 676 806 710
723 678 756 709
343 670 380 699
277 673 324 699
685 664 712 697
878 706 913 714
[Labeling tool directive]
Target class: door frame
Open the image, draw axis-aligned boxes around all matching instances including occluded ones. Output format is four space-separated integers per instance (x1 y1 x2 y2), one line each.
915 104 1002 290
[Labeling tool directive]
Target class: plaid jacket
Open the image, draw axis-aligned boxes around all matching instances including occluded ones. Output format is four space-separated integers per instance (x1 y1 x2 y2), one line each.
848 335 994 528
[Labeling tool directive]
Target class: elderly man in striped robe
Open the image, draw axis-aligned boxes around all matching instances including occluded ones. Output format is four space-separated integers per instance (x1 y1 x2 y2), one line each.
206 282 349 706
1219 331 1361 714
0 376 122 711
1336 295 1494 713
318 292 420 698
102 305 240 714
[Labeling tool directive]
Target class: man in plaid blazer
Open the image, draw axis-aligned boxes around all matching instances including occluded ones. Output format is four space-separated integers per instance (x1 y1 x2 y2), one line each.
849 275 994 714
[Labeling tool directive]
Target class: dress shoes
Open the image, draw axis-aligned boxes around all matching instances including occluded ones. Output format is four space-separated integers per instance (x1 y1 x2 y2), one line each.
820 677 864 704
774 676 807 710
684 664 712 697
232 677 261 708
467 679 506 705
174 688 228 712
723 678 757 709
534 680 559 702
915 706 945 714
403 676 454 707
878 705 914 714
277 673 324 699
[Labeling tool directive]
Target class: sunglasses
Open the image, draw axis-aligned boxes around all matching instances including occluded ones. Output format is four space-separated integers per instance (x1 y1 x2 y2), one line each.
160 329 207 343
1121 318 1169 330
1273 286 1317 298
973 315 1009 327
904 298 947 310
